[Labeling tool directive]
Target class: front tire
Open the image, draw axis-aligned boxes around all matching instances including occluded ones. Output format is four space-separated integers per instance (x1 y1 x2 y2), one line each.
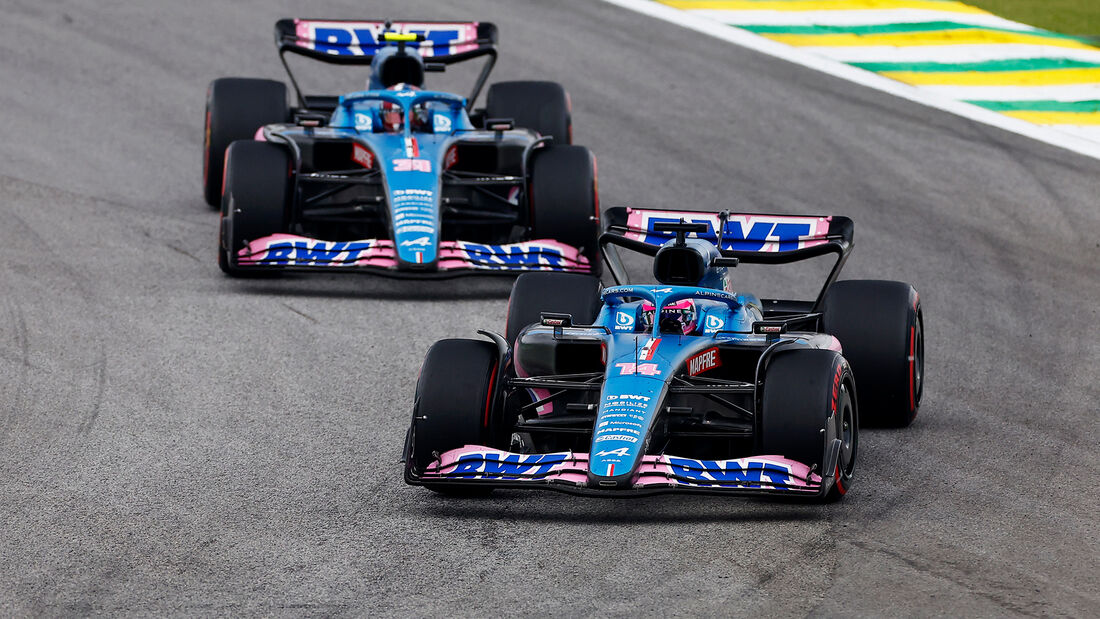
219 141 291 276
529 145 601 270
823 280 924 427
204 78 289 207
410 339 501 496
505 272 602 343
758 349 857 502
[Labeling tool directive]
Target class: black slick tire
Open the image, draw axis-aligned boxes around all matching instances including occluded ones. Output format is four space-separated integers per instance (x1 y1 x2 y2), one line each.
411 339 500 496
219 141 290 276
485 80 571 144
204 78 289 207
528 145 601 270
823 280 924 427
758 349 857 502
505 273 602 343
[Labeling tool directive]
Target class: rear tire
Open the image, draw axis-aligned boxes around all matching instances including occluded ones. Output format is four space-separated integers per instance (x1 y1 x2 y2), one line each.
759 349 857 502
411 339 500 496
204 78 289 207
485 80 571 144
219 141 290 276
823 280 923 427
505 273 602 343
529 145 601 270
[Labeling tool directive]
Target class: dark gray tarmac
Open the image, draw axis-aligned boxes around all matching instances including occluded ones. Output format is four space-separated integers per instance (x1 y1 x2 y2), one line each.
1 0 1097 615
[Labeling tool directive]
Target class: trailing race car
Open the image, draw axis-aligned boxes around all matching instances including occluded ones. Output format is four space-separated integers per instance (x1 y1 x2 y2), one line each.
203 19 598 277
404 207 925 500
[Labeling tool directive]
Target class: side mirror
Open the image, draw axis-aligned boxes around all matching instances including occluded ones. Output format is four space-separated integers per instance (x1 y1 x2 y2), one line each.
295 112 328 127
540 312 573 327
485 118 515 132
752 321 786 342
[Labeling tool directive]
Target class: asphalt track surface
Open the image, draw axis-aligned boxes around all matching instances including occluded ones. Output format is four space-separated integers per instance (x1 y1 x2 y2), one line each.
1 0 1097 616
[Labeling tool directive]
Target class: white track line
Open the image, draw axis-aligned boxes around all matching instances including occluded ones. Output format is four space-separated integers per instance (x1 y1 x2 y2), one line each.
916 84 1100 101
694 9 1038 31
601 0 1100 161
1053 125 1100 139
808 44 1100 64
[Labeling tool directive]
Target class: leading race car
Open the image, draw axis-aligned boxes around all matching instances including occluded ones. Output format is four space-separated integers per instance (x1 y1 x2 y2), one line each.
204 19 599 277
403 207 925 500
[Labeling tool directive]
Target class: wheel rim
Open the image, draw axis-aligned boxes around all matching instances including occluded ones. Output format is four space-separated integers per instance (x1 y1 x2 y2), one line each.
838 383 856 476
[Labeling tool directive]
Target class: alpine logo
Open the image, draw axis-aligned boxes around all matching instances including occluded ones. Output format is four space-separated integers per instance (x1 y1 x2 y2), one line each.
687 347 721 377
596 447 630 458
400 236 432 248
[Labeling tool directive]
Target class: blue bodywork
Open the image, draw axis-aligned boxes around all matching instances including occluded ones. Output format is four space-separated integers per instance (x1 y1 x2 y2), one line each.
584 283 764 486
405 208 859 496
237 27 597 276
326 89 473 266
268 89 476 268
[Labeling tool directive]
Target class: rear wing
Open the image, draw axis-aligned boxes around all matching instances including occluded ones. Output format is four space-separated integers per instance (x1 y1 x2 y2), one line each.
600 207 854 311
274 19 498 109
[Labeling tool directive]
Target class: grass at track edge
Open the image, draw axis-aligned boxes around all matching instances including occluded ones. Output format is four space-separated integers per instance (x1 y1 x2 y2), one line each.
965 1 1100 38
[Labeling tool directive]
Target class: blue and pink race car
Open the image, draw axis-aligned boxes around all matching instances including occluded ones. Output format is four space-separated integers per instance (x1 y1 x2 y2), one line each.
404 207 924 500
203 20 599 277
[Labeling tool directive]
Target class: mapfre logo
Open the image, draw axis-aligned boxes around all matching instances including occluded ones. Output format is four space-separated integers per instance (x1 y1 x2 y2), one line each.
352 144 374 169
686 347 721 376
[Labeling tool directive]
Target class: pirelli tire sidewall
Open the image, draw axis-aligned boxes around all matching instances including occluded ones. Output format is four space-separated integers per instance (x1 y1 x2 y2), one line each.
410 339 500 475
204 77 289 208
758 349 857 502
219 141 291 276
823 280 924 427
528 145 601 269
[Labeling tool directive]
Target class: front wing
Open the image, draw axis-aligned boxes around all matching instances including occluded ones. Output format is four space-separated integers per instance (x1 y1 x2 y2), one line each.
234 234 594 276
406 446 830 498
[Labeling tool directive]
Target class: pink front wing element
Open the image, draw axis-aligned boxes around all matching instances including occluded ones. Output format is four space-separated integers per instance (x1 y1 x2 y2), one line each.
426 447 590 485
237 234 396 268
624 208 832 253
437 239 589 271
293 20 480 57
236 234 591 272
422 446 822 491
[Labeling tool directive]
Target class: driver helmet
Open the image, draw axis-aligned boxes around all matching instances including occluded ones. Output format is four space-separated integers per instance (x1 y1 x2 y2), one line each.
379 101 404 132
378 83 422 132
640 299 697 335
